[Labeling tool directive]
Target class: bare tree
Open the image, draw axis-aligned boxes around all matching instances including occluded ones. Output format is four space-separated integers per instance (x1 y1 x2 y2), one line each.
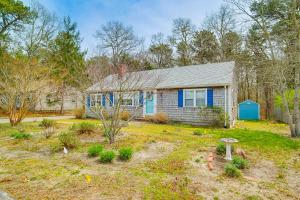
169 18 195 66
95 21 142 68
0 54 48 126
88 64 162 144
203 5 236 60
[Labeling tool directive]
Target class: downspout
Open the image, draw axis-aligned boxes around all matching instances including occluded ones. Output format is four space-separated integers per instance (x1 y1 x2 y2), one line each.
224 85 227 128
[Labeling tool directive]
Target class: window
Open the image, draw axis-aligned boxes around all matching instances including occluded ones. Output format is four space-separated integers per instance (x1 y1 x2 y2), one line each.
90 93 102 107
114 92 139 106
184 89 207 107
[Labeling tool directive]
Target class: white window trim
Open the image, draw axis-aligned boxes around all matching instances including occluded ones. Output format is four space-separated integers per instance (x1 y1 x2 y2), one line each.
90 93 102 107
114 91 139 107
183 88 207 107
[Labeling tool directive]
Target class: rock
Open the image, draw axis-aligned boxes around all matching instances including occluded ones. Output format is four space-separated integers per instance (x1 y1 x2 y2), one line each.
236 148 247 158
0 191 14 200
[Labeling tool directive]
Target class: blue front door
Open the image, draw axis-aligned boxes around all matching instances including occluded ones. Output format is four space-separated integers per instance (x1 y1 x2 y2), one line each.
145 91 154 114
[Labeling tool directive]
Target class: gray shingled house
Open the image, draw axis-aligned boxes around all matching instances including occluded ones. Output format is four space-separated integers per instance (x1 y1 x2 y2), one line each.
86 61 237 127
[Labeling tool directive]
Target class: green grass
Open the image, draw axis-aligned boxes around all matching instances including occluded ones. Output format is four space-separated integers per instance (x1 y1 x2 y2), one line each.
0 119 299 199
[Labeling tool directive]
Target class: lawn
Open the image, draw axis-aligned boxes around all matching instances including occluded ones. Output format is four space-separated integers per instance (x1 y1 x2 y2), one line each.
0 119 299 200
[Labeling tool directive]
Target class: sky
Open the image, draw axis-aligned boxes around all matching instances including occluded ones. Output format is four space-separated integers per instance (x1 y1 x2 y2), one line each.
22 0 224 56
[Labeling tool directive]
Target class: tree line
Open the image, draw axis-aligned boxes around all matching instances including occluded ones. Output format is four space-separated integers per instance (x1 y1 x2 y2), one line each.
0 0 299 137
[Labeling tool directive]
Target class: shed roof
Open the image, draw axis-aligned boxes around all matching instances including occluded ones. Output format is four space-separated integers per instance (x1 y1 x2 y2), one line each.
87 61 235 92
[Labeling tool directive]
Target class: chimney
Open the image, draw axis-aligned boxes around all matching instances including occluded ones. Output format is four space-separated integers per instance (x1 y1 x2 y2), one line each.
118 64 127 78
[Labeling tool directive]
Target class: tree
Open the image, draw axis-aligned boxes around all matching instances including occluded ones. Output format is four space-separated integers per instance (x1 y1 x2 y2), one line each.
0 0 32 47
16 1 57 59
149 33 173 68
204 5 236 60
0 53 47 126
50 16 86 114
95 21 142 68
228 0 300 137
192 30 220 64
170 18 195 66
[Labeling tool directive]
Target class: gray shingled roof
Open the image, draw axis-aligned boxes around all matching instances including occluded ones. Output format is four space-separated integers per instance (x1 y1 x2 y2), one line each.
87 61 235 92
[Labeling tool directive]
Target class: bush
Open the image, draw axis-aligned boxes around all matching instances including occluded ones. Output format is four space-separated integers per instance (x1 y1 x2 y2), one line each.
10 132 31 139
88 144 103 157
50 142 64 153
99 151 115 163
224 163 241 177
216 143 234 156
193 129 202 136
120 110 131 121
43 127 55 139
152 112 168 124
73 122 96 135
118 147 133 161
39 119 56 128
74 108 85 119
58 131 79 149
231 156 248 169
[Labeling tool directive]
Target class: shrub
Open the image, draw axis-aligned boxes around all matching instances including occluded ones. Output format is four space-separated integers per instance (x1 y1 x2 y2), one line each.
231 156 248 169
74 108 85 119
216 143 234 156
43 127 55 139
39 119 56 128
88 144 103 157
224 163 241 177
120 110 131 121
10 132 31 139
152 112 168 124
118 147 133 161
50 142 64 153
74 122 96 135
99 151 115 163
58 131 79 149
193 129 202 136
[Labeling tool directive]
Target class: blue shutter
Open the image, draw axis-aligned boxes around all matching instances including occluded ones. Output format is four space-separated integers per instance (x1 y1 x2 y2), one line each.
109 92 114 106
102 94 106 107
86 95 91 109
178 89 183 107
207 88 213 107
139 91 144 106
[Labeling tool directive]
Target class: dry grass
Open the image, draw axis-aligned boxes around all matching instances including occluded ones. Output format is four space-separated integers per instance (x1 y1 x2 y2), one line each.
0 119 299 199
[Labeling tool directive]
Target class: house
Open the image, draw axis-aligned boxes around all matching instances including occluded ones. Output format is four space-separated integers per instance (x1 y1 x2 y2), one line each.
86 61 237 127
33 86 83 112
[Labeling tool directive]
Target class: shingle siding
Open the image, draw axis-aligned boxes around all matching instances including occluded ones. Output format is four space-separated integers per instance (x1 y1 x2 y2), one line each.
156 87 226 125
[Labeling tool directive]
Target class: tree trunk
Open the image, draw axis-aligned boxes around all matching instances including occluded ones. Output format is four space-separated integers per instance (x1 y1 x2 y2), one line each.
60 84 65 115
294 61 300 136
281 88 296 137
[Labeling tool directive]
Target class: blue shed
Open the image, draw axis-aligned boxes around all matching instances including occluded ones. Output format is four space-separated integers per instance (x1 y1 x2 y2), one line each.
238 100 260 120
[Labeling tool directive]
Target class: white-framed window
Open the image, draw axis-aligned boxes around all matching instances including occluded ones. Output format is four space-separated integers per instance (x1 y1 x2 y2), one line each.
90 93 102 107
183 89 207 107
114 91 139 106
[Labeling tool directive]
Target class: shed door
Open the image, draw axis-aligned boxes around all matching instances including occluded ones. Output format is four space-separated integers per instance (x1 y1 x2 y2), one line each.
239 103 259 120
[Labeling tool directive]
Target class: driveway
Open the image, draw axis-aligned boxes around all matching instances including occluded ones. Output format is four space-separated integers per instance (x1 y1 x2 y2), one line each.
0 115 75 124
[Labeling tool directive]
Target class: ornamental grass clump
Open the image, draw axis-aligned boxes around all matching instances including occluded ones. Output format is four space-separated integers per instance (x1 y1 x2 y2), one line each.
88 144 103 157
231 156 248 169
99 151 115 163
73 122 96 135
118 147 133 161
58 131 79 149
216 143 234 156
193 129 202 136
39 119 56 128
224 163 241 178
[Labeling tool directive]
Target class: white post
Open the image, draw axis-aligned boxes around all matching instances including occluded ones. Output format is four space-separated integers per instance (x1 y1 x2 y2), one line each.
225 143 232 160
224 85 227 128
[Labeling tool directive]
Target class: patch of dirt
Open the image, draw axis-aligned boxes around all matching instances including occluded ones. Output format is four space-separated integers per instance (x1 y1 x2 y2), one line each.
131 141 174 163
186 150 300 200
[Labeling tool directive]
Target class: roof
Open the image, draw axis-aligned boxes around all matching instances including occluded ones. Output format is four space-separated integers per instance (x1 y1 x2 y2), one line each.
87 61 235 92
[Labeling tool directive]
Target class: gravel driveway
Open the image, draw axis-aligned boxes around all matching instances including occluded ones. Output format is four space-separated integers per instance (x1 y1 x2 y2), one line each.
0 115 75 124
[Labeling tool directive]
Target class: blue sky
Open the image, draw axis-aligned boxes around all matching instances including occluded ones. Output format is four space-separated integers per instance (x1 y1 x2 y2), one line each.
22 0 224 56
